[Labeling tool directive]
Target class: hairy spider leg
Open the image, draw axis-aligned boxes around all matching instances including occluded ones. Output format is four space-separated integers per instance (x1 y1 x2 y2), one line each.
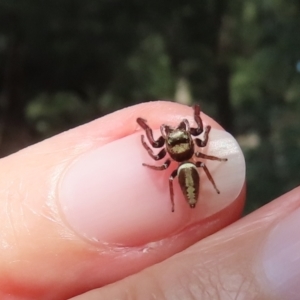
195 151 228 162
169 169 178 212
136 117 165 148
195 161 220 194
190 104 213 147
178 119 190 131
190 104 204 136
143 159 177 212
194 125 211 147
160 124 172 139
141 135 167 160
142 159 171 170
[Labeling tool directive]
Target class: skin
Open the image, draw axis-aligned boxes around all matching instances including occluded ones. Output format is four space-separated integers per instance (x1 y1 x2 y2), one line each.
74 188 300 300
0 101 296 299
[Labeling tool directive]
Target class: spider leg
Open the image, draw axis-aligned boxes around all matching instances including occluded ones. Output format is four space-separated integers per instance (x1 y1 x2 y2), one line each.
160 124 172 139
169 169 178 212
142 159 171 170
137 118 165 148
178 119 190 131
190 104 204 136
194 125 211 147
143 159 176 212
195 151 228 162
195 161 220 194
141 135 167 160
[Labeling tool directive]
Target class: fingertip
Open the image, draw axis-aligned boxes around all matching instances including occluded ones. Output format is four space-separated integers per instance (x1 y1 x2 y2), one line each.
59 127 245 246
0 101 245 298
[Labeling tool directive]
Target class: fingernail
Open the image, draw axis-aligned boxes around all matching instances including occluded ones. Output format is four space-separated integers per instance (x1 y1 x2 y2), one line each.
59 128 245 246
263 208 300 299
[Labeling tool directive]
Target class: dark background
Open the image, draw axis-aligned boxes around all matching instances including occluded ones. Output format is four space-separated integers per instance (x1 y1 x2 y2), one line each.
0 0 299 212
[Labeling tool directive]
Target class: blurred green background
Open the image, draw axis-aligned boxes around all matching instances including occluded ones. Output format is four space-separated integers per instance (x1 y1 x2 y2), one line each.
0 0 299 213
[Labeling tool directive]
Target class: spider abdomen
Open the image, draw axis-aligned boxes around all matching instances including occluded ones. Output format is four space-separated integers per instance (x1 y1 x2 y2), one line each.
178 162 200 208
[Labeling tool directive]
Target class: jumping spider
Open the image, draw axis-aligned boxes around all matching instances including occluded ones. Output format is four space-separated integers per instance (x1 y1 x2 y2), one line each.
137 105 228 212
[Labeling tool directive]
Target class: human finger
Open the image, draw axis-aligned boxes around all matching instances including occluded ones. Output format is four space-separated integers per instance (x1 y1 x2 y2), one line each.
72 186 300 300
0 101 245 299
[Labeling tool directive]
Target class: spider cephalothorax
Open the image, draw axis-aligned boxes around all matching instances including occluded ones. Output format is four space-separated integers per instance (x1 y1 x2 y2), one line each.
137 105 227 212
